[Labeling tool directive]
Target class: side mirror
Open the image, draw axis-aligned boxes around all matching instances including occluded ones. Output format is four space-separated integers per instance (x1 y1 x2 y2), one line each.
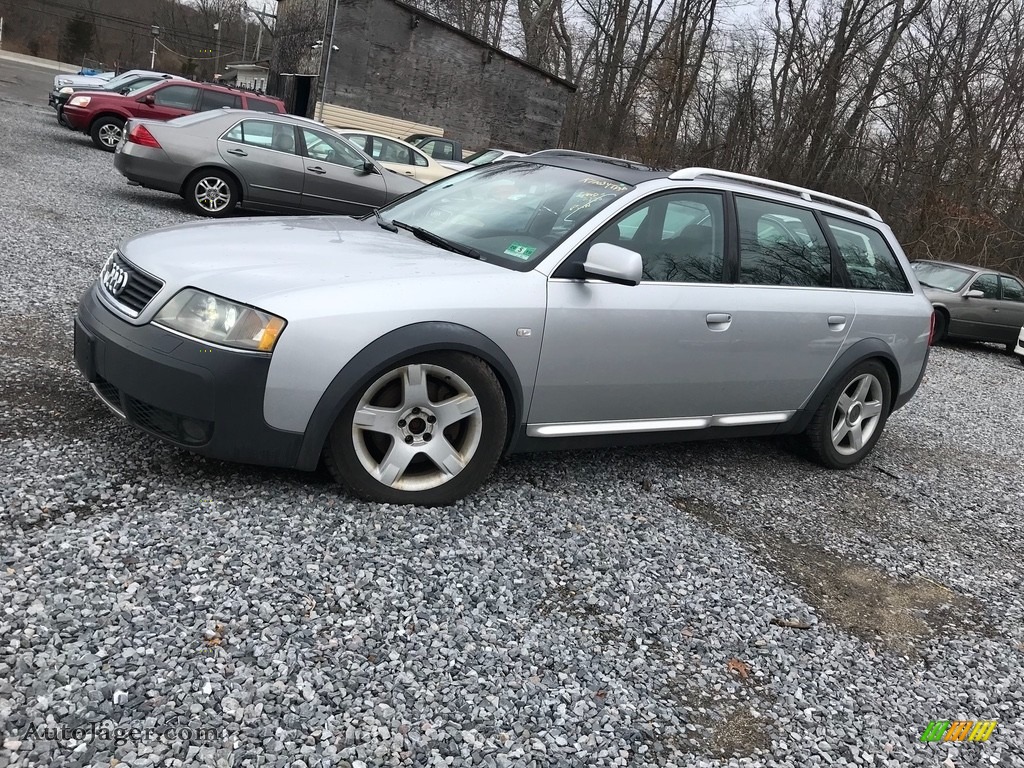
583 243 643 286
965 289 984 298
362 161 379 175
118 87 131 95
140 93 155 104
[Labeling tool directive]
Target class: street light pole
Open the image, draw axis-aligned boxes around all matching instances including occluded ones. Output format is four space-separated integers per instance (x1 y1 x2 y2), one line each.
214 22 222 78
150 25 159 69
318 0 340 121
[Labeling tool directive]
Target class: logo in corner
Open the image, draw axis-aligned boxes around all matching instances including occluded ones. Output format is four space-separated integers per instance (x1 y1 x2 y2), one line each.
920 720 997 743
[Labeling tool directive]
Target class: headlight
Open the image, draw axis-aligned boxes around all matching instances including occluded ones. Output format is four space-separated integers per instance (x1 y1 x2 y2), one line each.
59 86 74 95
68 95 91 107
57 78 72 86
154 289 286 352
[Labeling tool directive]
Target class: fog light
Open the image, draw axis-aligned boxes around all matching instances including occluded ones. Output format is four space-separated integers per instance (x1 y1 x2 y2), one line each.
180 418 212 444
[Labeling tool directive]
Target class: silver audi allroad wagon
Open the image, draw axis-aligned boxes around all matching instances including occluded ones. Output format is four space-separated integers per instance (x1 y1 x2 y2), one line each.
75 152 935 505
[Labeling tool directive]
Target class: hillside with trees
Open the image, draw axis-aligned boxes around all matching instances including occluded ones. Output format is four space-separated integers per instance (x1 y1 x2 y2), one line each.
0 0 263 80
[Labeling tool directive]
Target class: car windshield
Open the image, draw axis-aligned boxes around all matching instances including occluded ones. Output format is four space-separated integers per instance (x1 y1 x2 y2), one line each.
102 72 140 90
466 149 501 165
377 161 632 270
911 262 973 292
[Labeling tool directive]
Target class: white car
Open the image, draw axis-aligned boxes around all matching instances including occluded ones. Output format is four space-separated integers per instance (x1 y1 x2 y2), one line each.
465 148 526 166
335 130 459 183
1015 326 1024 364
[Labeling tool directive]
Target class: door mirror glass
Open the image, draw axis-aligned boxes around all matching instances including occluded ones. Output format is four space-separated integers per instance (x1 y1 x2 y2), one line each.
583 243 642 286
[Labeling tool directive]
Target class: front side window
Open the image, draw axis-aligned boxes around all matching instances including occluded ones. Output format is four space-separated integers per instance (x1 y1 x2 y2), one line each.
222 120 296 153
153 85 200 109
1000 276 1024 302
824 216 910 292
587 192 724 283
378 161 631 271
300 129 364 168
971 273 999 298
737 197 832 287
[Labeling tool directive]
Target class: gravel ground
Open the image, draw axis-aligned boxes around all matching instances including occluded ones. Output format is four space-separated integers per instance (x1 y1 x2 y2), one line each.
1 94 1023 768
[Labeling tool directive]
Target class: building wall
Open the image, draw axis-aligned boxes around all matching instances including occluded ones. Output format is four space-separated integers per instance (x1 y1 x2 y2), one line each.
272 0 573 152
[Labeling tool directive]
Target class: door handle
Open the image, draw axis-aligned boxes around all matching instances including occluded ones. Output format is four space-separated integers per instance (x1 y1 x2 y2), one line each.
307 166 327 175
403 170 415 176
827 315 847 329
226 148 247 156
706 313 732 330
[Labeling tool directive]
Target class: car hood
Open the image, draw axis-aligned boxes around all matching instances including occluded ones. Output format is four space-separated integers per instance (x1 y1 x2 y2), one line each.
119 216 513 313
53 74 110 88
921 286 960 302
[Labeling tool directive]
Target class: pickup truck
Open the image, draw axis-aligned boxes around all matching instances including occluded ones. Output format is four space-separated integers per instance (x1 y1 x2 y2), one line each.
404 133 469 165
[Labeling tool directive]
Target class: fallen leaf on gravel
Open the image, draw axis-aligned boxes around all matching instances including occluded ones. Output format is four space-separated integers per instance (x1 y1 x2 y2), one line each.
727 658 751 679
770 617 813 630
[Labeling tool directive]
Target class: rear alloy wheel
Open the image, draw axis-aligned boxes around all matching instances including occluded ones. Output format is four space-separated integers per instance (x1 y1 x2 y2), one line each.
805 361 891 468
185 170 238 217
324 353 507 505
932 310 948 344
90 116 125 151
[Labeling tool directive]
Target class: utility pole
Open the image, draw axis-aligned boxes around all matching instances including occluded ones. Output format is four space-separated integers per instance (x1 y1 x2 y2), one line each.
318 0 340 120
150 25 159 69
213 22 222 78
1 17 5 51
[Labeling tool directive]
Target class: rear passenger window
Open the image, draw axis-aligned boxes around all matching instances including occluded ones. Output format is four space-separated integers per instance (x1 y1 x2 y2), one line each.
200 90 241 111
1001 277 1024 302
246 98 280 113
222 120 296 153
736 197 831 287
824 216 910 292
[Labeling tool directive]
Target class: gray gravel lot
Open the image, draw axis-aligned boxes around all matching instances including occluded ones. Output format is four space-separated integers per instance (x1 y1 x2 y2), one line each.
1 87 1023 768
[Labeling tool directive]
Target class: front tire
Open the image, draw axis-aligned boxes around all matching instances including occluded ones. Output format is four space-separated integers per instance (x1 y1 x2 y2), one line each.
805 361 892 468
185 170 239 217
324 353 507 505
90 116 125 151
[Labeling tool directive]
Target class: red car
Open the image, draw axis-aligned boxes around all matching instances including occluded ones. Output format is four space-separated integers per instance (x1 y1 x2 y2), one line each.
62 80 285 151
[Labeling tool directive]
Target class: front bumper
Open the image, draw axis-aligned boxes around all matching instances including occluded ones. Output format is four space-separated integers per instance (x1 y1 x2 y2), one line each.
61 105 90 132
74 283 305 468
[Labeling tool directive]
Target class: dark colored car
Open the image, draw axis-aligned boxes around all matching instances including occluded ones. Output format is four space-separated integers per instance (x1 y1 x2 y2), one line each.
114 110 423 217
912 259 1024 350
51 70 184 126
61 80 285 151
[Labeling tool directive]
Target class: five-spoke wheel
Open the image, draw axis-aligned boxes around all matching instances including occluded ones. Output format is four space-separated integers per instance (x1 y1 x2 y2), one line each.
806 360 891 468
325 353 507 505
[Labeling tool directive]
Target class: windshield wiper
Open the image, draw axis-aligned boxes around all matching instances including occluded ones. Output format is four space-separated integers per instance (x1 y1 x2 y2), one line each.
374 210 398 233
392 220 483 260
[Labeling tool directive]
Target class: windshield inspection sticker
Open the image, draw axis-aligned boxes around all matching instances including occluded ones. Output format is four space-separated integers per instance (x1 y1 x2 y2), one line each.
504 242 537 259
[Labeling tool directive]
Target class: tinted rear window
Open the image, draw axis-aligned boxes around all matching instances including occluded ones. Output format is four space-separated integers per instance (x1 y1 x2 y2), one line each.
246 98 280 113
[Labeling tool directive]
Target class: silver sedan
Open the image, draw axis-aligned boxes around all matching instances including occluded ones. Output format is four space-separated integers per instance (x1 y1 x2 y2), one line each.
113 110 424 217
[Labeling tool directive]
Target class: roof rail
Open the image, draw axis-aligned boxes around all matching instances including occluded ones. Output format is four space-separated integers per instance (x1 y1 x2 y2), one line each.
530 149 653 171
670 167 883 221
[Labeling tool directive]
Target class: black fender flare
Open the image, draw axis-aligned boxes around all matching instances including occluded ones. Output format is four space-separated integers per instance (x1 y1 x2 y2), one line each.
294 322 525 470
788 339 904 433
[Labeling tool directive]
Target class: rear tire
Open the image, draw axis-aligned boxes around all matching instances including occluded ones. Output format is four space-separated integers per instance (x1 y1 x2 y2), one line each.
323 352 507 506
184 169 239 218
805 361 892 469
90 116 125 151
932 310 948 344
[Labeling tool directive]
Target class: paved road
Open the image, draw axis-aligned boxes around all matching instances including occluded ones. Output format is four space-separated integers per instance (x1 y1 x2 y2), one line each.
0 55 60 108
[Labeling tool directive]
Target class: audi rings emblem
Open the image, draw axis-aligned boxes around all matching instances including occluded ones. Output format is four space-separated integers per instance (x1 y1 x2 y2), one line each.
101 254 129 296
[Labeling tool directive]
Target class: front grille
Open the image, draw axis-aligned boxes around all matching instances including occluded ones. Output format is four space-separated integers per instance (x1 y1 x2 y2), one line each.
101 252 163 314
124 395 213 446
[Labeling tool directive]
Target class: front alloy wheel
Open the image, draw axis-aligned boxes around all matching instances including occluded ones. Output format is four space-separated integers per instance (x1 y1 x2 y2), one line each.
806 361 891 468
90 116 125 151
325 353 507 505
